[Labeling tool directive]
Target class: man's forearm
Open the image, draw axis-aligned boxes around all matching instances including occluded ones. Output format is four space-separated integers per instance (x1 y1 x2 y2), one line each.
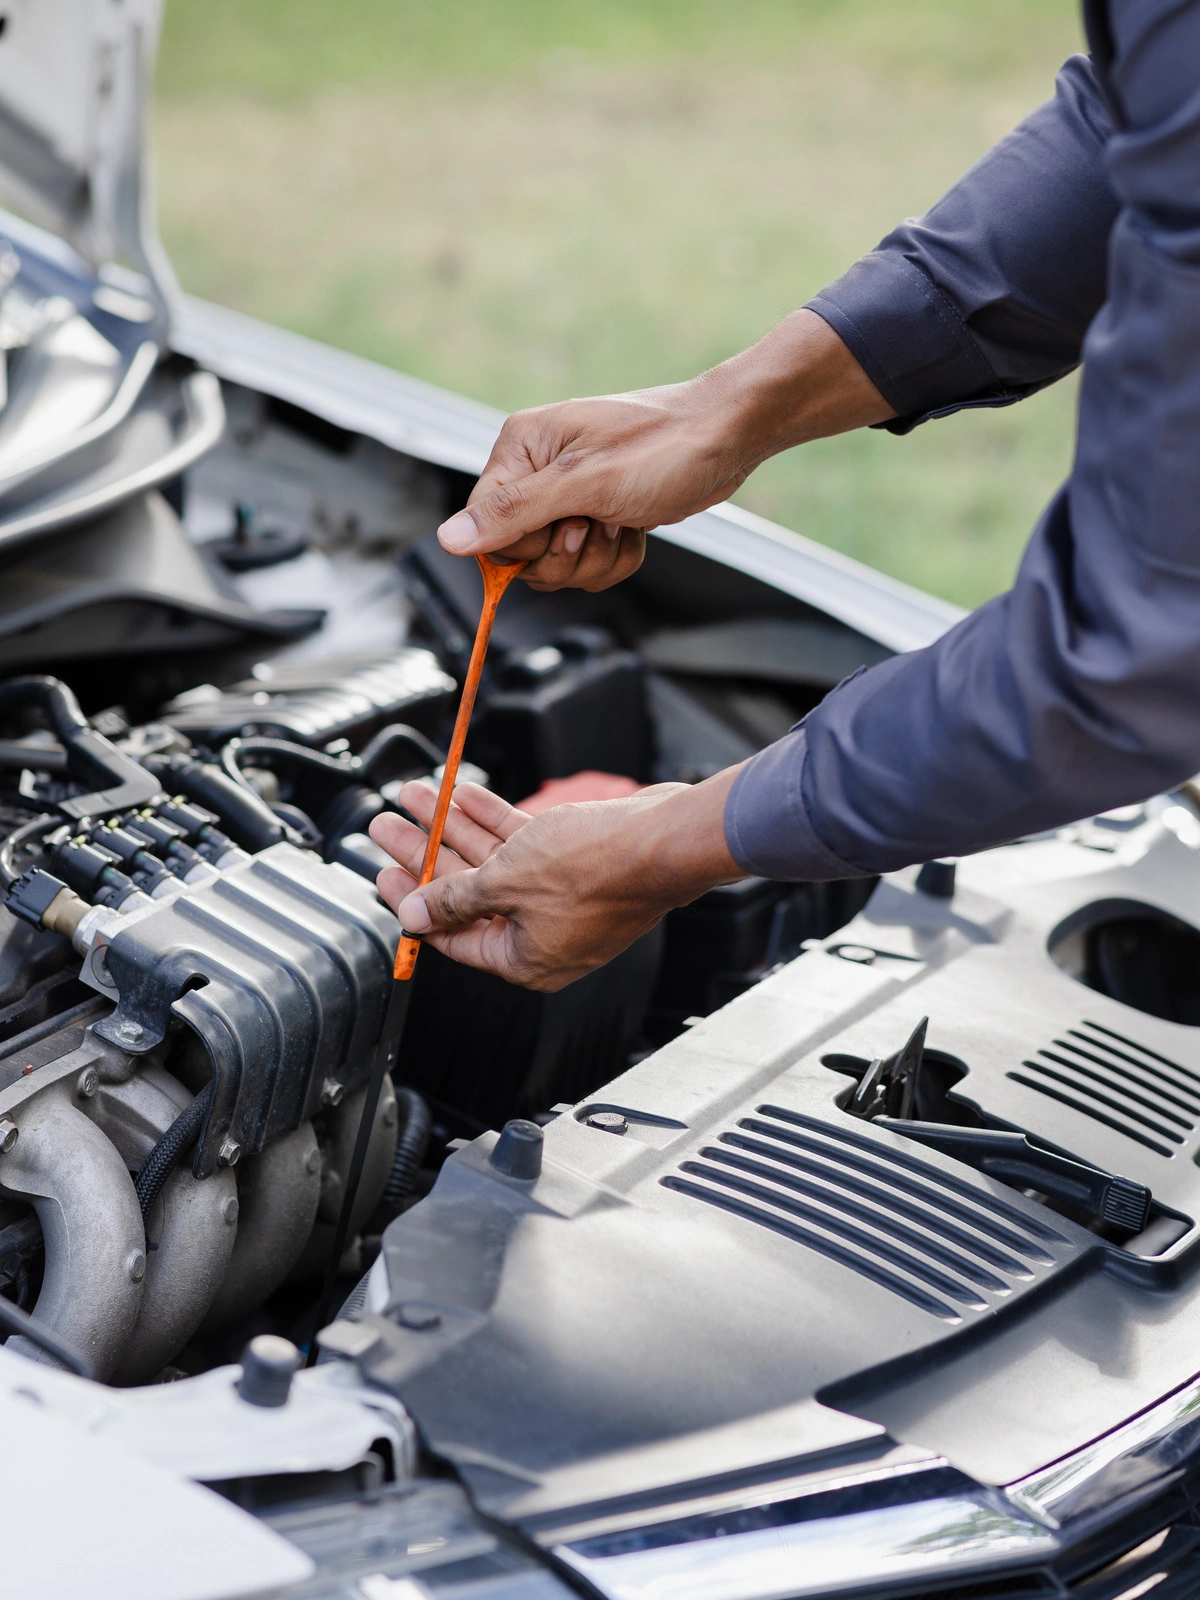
694 308 897 469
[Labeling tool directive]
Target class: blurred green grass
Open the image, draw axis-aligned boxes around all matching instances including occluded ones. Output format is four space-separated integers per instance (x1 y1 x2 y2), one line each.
156 0 1084 607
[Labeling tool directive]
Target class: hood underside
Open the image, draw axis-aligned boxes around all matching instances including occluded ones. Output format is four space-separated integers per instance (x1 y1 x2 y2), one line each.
0 0 173 332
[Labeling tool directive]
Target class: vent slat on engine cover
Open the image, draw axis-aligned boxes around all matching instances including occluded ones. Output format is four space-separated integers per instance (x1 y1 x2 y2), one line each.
1007 1021 1198 1157
661 1106 1064 1324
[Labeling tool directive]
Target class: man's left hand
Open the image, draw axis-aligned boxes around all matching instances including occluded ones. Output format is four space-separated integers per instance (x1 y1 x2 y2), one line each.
369 770 745 992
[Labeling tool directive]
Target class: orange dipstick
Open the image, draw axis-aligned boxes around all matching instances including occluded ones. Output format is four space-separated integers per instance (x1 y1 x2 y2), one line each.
393 553 527 980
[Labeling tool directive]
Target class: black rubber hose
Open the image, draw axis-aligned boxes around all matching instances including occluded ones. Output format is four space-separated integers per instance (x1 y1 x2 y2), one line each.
0 677 159 821
385 1087 432 1207
221 736 361 786
0 815 58 888
357 724 444 780
143 754 299 853
0 1294 94 1378
0 676 89 741
134 1080 216 1219
269 800 323 849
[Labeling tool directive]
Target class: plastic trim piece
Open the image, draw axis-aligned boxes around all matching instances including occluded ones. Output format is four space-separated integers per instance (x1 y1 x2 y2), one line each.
0 368 225 553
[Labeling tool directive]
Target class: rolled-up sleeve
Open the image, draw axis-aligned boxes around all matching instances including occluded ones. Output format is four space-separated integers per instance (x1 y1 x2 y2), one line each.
728 3 1200 883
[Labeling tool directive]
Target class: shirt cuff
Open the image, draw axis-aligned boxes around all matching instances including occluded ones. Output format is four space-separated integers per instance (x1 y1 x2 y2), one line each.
807 254 1007 435
724 727 873 883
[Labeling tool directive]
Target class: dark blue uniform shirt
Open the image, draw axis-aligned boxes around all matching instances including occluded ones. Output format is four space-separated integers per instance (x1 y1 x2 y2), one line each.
725 1 1200 880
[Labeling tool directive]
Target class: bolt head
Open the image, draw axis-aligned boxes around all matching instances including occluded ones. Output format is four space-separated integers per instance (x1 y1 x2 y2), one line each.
320 1077 345 1108
836 944 877 965
218 1137 242 1168
586 1111 628 1136
127 1249 146 1283
221 1196 240 1225
395 1303 441 1332
0 1119 18 1154
75 1068 98 1099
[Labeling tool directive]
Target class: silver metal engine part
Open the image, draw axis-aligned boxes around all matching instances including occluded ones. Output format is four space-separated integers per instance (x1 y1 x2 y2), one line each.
0 835 402 1382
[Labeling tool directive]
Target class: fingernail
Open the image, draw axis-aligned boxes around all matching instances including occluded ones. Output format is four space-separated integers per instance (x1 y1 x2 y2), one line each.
605 522 621 539
399 893 431 932
438 510 479 554
564 523 587 555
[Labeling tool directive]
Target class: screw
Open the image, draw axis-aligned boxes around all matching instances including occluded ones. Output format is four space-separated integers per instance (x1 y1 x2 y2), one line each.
0 1119 17 1153
114 1018 144 1044
320 1077 345 1108
127 1249 146 1283
218 1137 242 1168
76 1068 98 1098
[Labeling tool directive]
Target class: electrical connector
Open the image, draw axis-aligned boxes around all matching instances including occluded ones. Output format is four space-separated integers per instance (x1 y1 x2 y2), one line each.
6 868 72 928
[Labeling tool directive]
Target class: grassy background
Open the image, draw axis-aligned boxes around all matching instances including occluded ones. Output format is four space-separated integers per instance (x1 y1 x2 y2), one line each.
155 1 1085 607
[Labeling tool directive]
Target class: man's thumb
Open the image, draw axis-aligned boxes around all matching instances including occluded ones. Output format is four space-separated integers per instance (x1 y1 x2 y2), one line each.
399 868 487 934
438 468 573 554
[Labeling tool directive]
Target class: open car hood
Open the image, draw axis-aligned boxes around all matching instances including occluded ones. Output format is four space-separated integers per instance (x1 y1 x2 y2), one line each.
0 0 175 335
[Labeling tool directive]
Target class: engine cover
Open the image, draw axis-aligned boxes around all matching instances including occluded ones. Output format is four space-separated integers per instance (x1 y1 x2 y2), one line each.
338 800 1200 1541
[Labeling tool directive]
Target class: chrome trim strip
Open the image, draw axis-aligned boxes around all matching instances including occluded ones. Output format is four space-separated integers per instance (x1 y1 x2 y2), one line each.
1008 1370 1200 1529
554 1487 1053 1600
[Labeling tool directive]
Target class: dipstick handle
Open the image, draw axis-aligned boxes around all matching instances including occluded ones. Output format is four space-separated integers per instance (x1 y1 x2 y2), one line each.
393 553 526 980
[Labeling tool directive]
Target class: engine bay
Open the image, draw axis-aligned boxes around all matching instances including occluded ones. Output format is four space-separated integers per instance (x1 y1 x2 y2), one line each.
0 364 892 1383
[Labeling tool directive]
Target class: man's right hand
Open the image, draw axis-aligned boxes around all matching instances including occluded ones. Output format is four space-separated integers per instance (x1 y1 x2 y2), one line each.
436 308 895 591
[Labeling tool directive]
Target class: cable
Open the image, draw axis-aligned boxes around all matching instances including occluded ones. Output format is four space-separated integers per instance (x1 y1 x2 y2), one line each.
384 1087 431 1206
269 800 323 849
0 815 58 888
134 1080 216 1220
143 753 300 852
0 1295 94 1378
357 724 444 779
220 737 362 793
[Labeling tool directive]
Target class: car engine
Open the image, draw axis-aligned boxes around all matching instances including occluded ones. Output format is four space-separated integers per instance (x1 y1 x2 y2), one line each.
0 669 425 1381
0 604 869 1387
